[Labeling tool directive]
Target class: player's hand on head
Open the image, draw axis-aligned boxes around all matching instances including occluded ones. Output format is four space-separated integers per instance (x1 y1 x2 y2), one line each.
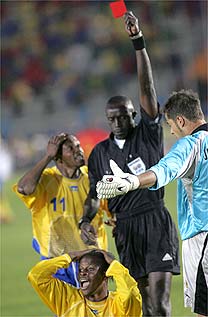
69 249 93 261
47 133 68 160
99 250 115 265
96 160 140 199
124 11 140 37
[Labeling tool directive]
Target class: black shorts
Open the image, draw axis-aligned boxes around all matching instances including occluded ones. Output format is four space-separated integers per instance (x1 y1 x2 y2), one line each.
114 204 180 280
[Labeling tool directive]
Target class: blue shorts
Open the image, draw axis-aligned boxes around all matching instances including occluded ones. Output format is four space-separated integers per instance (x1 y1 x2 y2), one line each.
41 256 80 287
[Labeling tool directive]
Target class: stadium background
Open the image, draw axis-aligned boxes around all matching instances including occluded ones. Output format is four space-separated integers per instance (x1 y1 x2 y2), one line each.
1 1 207 316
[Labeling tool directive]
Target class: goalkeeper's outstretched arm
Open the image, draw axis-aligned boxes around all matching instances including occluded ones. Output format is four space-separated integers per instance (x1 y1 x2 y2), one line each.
138 171 157 188
96 160 157 199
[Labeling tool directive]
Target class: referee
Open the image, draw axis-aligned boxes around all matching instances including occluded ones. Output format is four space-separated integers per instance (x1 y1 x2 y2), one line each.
80 11 180 316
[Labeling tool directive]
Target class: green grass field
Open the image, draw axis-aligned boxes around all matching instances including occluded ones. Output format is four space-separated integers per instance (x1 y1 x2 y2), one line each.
1 173 194 317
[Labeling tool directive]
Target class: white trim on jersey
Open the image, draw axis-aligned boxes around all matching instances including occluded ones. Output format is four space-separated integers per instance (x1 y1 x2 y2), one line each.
182 232 208 313
71 261 79 288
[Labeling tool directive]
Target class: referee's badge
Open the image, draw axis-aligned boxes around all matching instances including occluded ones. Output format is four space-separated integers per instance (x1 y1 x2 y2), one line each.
127 157 146 175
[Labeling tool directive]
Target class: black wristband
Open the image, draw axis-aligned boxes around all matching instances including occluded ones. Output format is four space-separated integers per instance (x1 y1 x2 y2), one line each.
132 36 146 50
78 216 91 229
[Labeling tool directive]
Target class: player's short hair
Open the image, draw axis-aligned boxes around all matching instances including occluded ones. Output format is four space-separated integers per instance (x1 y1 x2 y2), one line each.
55 134 74 161
55 140 66 161
79 250 109 274
164 89 204 122
106 95 134 111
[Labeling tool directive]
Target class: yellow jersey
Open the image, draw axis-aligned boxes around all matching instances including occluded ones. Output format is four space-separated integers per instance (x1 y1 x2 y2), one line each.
28 254 142 317
13 166 108 258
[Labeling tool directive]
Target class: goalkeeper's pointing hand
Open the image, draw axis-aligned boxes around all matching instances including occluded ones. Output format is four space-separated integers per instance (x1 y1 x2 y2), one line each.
96 159 140 199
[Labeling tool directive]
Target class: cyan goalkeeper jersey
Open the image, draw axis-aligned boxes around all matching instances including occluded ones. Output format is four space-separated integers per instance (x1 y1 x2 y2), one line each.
149 128 208 240
13 165 108 257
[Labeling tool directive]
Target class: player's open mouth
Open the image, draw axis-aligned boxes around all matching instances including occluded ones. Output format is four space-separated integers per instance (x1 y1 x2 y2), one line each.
80 280 90 290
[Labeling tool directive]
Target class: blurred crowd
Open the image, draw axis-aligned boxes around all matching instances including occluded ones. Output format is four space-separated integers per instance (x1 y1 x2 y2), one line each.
1 0 207 171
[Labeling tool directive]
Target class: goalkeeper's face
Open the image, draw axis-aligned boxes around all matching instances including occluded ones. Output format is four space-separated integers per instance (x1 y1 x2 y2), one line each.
106 102 135 139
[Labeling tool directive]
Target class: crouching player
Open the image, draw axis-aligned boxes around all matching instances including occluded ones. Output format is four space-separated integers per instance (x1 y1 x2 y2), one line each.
28 249 142 317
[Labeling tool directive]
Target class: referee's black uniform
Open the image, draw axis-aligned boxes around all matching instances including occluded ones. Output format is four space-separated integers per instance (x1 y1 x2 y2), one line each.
88 107 180 280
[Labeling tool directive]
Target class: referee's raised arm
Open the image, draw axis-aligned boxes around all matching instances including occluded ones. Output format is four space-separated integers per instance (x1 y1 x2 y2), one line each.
124 11 158 118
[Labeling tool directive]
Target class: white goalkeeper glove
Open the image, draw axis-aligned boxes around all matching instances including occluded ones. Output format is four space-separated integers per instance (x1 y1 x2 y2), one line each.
96 159 140 199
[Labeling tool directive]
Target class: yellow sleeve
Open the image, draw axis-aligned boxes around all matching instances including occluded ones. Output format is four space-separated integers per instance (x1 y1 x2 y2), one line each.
106 260 142 316
12 183 38 210
12 168 54 210
28 255 81 316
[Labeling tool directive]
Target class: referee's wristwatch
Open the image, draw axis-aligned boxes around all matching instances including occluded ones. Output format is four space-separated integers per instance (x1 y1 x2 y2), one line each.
78 216 91 229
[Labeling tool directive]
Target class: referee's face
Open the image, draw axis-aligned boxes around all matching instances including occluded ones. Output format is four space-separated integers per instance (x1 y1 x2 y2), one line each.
106 102 135 139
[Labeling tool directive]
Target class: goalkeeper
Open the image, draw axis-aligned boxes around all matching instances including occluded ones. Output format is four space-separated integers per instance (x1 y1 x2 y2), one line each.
80 11 180 316
97 90 208 317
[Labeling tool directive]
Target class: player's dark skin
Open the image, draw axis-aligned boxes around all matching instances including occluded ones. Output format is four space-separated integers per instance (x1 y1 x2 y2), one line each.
17 133 85 196
69 249 115 301
81 11 173 316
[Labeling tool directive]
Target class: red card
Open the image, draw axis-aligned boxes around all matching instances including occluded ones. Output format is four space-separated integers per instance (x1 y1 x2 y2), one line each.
109 1 127 18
